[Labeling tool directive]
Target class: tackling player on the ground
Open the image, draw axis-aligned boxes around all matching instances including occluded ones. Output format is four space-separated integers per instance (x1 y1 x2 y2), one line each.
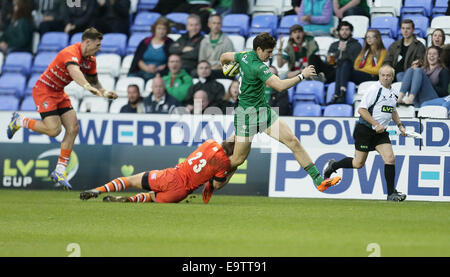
80 139 235 203
6 27 118 190
220 32 341 192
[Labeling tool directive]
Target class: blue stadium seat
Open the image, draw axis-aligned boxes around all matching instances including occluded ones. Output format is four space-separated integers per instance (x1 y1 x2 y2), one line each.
293 103 322 116
323 104 353 117
432 0 448 16
2 52 33 76
401 0 433 17
356 37 364 47
400 14 429 38
382 36 395 49
0 73 26 97
20 95 36 111
130 12 161 33
221 14 250 36
99 33 127 56
295 80 325 105
37 32 69 52
277 15 299 36
137 0 159 11
326 82 356 105
0 95 19 111
25 74 41 95
370 16 399 38
31 52 57 74
70 32 83 45
126 32 151 55
248 14 278 36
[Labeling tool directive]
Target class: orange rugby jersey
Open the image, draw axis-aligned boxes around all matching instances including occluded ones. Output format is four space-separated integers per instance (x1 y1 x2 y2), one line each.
176 140 231 191
38 43 97 91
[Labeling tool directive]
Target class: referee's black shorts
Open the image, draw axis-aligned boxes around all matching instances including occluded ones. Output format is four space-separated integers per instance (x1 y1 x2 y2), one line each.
353 123 391 152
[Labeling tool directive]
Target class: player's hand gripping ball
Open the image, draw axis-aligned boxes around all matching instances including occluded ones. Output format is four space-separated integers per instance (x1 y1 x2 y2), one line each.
222 61 240 77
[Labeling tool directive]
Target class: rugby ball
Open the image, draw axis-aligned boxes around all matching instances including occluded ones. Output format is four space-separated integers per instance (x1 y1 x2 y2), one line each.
222 62 240 77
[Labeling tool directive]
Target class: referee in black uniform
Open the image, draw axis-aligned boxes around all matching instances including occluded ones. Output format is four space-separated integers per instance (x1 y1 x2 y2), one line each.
324 65 407 201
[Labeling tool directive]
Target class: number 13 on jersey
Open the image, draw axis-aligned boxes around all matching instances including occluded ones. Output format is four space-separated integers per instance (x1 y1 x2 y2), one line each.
187 152 207 173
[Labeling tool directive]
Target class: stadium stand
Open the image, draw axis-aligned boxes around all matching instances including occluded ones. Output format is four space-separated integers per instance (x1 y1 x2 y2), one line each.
222 14 250 37
293 103 322 116
127 32 151 55
370 0 402 19
99 33 128 56
120 55 134 77
31 52 58 74
70 32 83 45
137 0 159 11
0 52 3 74
326 82 356 105
342 15 369 38
2 52 33 76
228 35 245 52
25 74 41 96
130 12 160 34
96 54 122 78
371 16 399 38
20 96 36 111
69 96 80 112
294 81 325 105
396 105 416 117
276 15 299 36
323 104 353 117
400 14 429 38
115 76 145 98
401 0 433 17
109 97 129 113
432 0 449 17
418 105 448 118
37 32 69 53
0 73 26 98
248 14 278 36
79 96 109 113
0 95 19 111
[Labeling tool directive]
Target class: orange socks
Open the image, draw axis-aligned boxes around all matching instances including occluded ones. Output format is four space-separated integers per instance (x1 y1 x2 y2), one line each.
95 177 129 193
128 193 152 203
22 117 37 130
55 148 72 174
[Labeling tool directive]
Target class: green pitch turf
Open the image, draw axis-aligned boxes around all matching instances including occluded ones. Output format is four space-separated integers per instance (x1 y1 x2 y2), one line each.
0 190 449 257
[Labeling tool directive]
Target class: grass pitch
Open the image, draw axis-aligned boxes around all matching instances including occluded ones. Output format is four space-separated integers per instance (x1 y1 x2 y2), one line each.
0 190 449 257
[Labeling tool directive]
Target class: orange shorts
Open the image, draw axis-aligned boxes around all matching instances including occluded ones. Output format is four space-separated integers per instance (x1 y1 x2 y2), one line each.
142 168 191 203
32 82 72 116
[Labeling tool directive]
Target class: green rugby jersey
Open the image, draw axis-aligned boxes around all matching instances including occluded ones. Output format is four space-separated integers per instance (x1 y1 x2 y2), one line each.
234 51 273 109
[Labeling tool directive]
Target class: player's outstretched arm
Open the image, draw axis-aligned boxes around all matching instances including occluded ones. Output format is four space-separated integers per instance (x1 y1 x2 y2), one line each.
266 65 317 92
220 52 237 65
67 64 101 95
86 74 118 99
212 168 237 190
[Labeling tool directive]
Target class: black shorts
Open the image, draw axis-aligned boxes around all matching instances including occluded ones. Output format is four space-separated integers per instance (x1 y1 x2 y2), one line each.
353 123 391 152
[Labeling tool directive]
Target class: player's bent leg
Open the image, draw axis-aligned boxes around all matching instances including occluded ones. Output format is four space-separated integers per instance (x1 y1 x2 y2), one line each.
80 174 144 200
376 143 406 201
229 136 252 170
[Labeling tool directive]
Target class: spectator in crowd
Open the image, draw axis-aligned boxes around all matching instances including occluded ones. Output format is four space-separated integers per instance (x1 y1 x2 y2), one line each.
383 19 426 82
277 24 319 79
309 21 361 99
333 0 370 19
218 79 239 113
94 0 130 35
265 66 291 116
284 0 301 16
172 0 212 33
431 28 445 48
183 60 225 112
199 13 234 78
298 0 334 36
191 89 211 114
212 0 232 16
120 84 145 113
33 0 67 35
230 0 248 13
129 17 173 82
398 46 450 107
441 44 450 69
0 0 33 54
352 29 386 83
0 0 13 31
63 0 96 36
153 0 185 15
169 14 204 76
421 95 450 112
144 74 180 114
163 53 193 103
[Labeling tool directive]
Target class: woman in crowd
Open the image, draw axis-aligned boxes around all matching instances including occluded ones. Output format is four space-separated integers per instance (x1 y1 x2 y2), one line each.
398 46 450 107
352 29 386 83
431 28 445 48
0 0 33 53
129 17 174 82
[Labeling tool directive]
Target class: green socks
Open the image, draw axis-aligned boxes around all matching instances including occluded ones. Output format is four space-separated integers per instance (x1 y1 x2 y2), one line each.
304 163 324 186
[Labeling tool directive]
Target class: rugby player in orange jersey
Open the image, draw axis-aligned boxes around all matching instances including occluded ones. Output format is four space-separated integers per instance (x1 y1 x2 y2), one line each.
80 139 236 204
7 27 118 190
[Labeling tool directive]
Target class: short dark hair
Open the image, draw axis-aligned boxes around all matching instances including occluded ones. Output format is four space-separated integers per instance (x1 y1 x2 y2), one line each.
253 32 276 51
127 84 140 93
82 27 103 41
337 21 354 32
197 60 211 67
401 19 415 29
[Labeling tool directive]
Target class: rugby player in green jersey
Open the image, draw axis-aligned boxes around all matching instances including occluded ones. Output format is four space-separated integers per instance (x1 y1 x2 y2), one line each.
220 32 341 192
